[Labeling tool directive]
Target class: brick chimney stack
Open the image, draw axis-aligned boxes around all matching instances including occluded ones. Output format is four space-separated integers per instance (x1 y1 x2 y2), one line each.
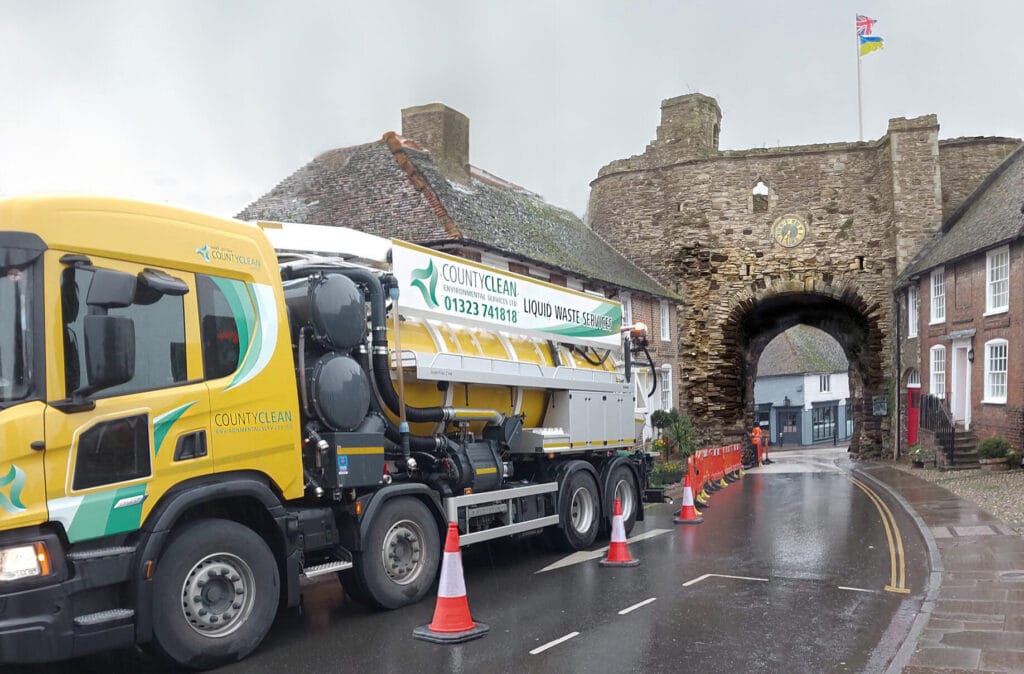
401 103 471 185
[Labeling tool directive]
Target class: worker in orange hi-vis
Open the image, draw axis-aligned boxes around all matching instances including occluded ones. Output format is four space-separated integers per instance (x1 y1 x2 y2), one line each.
750 425 763 467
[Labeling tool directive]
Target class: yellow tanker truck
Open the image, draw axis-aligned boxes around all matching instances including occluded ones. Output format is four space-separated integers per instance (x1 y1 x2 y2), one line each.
0 196 653 669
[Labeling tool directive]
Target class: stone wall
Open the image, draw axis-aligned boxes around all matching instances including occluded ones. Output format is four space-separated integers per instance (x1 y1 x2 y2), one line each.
938 138 1022 222
587 93 1018 454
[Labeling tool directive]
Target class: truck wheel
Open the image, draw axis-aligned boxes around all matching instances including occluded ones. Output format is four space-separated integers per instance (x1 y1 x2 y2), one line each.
349 497 440 610
550 469 600 551
608 464 639 536
151 519 279 670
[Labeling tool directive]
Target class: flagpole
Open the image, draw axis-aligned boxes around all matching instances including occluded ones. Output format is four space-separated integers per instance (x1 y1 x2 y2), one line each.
856 15 863 141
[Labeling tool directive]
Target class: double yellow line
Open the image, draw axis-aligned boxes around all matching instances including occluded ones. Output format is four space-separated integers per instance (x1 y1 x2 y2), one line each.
850 477 911 594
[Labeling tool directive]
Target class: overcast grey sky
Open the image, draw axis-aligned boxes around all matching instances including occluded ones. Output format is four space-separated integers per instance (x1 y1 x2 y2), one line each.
2 1 1022 218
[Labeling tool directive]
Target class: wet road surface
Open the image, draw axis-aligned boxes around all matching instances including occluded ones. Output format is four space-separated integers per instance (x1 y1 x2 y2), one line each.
9 448 928 673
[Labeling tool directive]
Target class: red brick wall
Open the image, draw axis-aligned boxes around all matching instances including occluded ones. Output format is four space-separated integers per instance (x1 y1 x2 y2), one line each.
917 240 1024 450
630 294 681 410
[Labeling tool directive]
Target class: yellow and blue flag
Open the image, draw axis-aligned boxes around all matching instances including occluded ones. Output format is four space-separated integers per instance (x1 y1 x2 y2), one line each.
860 35 884 56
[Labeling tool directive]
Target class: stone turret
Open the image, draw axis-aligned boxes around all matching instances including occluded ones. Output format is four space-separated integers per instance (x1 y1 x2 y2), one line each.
401 103 471 185
652 93 722 160
887 115 943 273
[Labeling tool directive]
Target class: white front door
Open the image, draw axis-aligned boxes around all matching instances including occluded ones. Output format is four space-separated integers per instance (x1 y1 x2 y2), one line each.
951 339 971 429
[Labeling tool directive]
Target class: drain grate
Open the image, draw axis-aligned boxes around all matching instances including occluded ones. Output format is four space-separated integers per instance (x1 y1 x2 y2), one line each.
999 570 1024 582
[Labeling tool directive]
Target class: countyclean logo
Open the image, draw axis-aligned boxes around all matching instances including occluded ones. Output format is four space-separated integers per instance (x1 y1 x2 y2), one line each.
196 245 211 262
0 464 27 514
410 259 439 308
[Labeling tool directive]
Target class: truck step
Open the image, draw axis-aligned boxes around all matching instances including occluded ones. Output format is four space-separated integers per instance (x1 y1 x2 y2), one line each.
67 546 135 562
302 560 353 579
74 609 135 628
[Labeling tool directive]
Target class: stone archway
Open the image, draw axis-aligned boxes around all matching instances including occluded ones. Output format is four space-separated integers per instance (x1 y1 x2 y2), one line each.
729 281 887 453
586 93 1015 456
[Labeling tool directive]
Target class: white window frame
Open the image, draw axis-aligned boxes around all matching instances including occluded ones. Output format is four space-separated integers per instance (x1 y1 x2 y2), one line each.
907 368 921 389
660 363 673 411
660 300 671 342
985 246 1010 315
819 374 831 393
930 268 945 324
907 285 918 338
621 291 632 327
930 345 946 399
984 339 1008 404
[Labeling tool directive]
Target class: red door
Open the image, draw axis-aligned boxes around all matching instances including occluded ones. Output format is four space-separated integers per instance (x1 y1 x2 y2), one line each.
907 389 921 445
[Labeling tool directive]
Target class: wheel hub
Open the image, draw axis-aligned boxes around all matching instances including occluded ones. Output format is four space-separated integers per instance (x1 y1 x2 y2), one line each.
382 520 425 585
614 478 636 521
570 486 595 533
181 553 256 638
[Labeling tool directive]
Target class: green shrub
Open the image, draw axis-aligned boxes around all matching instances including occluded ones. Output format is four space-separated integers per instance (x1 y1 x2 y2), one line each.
650 409 678 430
977 437 1011 459
1006 449 1021 469
909 443 931 461
664 413 697 458
650 461 684 486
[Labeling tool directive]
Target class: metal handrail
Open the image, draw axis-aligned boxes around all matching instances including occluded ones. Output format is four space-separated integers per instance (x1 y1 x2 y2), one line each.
919 393 955 465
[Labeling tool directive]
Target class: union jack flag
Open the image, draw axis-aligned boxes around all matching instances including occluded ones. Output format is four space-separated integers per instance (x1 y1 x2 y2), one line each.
856 14 877 36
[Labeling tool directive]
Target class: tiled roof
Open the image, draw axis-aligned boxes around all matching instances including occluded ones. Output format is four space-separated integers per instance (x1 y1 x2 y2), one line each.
237 135 678 300
899 143 1024 284
757 325 849 377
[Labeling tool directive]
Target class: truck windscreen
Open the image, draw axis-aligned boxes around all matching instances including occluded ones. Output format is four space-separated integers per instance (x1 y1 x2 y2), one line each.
0 258 32 403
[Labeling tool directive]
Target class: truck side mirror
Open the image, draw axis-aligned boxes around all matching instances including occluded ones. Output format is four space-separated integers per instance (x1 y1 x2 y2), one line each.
86 269 137 309
80 314 135 394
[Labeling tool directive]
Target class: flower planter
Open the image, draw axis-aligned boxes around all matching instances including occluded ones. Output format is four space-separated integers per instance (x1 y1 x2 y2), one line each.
979 457 1009 472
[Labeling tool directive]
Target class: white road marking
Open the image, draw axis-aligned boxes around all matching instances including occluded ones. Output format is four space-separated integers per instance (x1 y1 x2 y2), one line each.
535 528 672 573
530 631 580 655
682 573 769 587
838 586 878 593
618 597 657 615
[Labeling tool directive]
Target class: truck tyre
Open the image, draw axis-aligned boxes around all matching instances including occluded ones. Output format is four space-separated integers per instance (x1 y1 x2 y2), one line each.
608 464 639 536
550 469 601 551
151 519 279 670
348 496 440 610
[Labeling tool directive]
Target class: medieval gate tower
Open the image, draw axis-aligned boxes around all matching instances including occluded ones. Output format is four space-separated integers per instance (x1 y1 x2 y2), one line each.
588 94 1018 452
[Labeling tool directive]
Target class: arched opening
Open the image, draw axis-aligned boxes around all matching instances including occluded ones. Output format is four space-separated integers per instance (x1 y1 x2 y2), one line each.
695 283 887 455
751 178 770 213
903 368 921 446
754 325 852 448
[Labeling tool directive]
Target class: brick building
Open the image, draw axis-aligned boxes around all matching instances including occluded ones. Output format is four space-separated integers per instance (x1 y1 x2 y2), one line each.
896 145 1024 460
237 103 681 441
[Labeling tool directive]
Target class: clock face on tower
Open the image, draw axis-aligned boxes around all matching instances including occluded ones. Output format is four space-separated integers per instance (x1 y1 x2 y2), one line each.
771 214 807 248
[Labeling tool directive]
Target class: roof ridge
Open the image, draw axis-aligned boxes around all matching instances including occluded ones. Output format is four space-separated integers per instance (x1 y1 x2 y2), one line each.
581 221 679 299
382 131 461 240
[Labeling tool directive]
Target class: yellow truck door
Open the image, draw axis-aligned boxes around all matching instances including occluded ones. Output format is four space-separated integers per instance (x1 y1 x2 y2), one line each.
43 256 211 544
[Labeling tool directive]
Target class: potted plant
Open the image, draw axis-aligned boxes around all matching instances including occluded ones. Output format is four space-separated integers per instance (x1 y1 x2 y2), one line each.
1006 449 1021 470
909 443 933 468
977 437 1011 471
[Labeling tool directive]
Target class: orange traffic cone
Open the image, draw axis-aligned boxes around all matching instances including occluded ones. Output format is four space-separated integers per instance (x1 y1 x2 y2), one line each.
600 499 640 567
673 470 704 525
413 522 490 643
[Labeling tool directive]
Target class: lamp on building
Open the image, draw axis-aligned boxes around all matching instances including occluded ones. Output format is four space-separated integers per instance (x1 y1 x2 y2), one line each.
968 349 975 363
783 396 791 407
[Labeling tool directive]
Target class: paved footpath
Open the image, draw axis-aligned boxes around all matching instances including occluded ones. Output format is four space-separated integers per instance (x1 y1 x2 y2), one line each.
854 460 1024 673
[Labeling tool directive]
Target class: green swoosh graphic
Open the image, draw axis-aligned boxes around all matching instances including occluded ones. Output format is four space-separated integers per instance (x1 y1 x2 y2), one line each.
410 260 439 308
0 465 27 513
153 402 198 455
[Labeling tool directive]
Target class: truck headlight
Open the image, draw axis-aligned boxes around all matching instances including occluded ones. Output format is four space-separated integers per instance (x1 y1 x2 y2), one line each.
0 542 52 581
